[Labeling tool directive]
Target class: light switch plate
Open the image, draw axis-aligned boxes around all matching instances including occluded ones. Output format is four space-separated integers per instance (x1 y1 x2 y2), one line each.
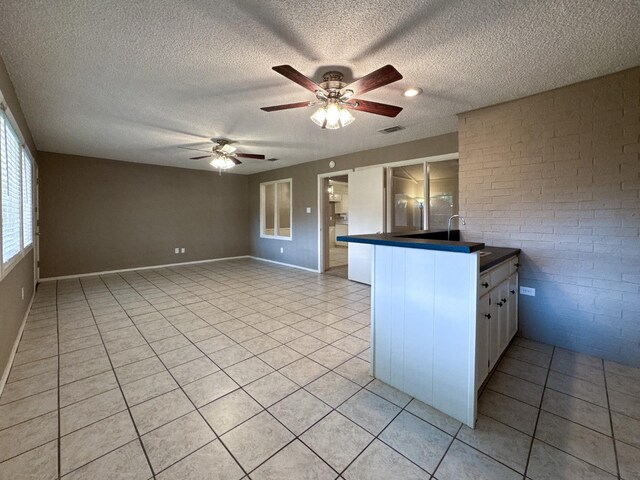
175 248 179 254
306 207 311 213
181 248 185 253
520 286 535 296
280 247 284 253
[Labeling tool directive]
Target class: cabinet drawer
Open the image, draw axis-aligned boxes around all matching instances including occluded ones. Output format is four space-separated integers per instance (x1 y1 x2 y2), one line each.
490 263 510 287
510 256 519 274
479 273 491 296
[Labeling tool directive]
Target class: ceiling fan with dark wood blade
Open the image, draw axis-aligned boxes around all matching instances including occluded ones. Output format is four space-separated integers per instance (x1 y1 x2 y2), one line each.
261 64 404 129
182 139 275 172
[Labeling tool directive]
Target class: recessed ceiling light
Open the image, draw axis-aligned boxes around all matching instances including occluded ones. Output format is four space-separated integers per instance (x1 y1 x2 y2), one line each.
403 87 423 97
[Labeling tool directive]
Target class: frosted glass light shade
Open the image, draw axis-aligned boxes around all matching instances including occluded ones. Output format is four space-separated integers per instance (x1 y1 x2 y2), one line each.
339 108 355 127
210 155 236 170
310 107 327 127
310 103 355 129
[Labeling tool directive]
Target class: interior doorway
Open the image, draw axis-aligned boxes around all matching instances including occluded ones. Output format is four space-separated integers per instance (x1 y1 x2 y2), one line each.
328 176 349 273
324 175 349 278
318 172 350 278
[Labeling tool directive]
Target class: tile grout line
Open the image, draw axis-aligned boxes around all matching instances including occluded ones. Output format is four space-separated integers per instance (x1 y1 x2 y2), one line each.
430 424 463 478
55 281 61 480
473 344 621 478
95 273 252 480
333 396 437 479
602 358 622 480
73 278 158 480
522 345 555 479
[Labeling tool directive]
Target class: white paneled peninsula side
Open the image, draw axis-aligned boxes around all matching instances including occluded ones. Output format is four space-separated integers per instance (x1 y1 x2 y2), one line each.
337 230 520 428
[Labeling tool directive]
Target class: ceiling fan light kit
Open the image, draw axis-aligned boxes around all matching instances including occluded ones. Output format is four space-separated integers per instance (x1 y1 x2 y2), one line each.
310 102 355 129
210 154 236 171
186 139 267 173
261 64 404 130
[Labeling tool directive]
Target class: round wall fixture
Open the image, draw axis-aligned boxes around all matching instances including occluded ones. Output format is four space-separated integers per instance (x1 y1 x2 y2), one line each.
329 161 336 169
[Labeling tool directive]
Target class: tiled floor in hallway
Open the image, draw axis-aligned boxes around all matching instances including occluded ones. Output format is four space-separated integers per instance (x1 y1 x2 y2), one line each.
0 258 639 479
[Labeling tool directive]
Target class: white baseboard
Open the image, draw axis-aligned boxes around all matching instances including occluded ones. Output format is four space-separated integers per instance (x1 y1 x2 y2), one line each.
249 256 320 273
39 255 252 281
0 292 35 398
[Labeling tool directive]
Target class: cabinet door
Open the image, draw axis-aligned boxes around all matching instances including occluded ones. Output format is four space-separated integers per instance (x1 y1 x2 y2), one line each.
497 279 510 354
476 295 491 389
508 274 518 340
489 289 500 370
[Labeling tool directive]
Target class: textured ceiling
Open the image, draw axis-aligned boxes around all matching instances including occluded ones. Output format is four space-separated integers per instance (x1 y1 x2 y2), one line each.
0 0 639 174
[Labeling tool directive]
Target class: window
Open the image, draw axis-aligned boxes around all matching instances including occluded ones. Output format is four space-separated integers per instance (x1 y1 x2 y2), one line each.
261 179 292 240
22 150 33 247
388 158 458 231
1 107 34 277
428 159 459 229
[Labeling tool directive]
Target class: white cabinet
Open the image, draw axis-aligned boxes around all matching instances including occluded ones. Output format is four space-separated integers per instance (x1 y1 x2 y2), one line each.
476 296 491 386
507 274 518 339
336 193 349 214
335 224 348 246
488 288 501 370
476 256 519 390
497 279 510 353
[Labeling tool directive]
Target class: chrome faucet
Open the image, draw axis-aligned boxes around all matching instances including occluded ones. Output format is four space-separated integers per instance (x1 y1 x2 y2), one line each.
447 215 466 240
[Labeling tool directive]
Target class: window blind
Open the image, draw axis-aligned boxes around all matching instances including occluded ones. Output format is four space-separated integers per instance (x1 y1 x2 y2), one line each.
1 111 24 265
22 149 33 247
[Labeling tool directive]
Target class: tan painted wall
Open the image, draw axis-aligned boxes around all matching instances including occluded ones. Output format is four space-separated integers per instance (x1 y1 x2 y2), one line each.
248 133 459 270
0 54 36 378
458 67 640 366
38 152 250 278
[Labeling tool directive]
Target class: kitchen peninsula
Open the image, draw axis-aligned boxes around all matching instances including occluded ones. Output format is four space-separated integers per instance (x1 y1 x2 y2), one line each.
337 230 520 428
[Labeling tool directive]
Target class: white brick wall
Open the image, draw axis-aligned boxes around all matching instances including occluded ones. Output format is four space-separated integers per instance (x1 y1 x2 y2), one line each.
458 67 640 366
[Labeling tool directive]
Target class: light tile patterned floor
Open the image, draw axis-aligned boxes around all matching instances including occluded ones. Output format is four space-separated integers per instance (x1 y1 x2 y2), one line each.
329 246 348 268
1 258 639 479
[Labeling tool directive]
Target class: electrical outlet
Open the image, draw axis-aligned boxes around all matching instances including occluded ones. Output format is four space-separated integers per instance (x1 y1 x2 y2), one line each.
520 286 535 296
175 248 179 254
181 248 185 254
280 247 284 253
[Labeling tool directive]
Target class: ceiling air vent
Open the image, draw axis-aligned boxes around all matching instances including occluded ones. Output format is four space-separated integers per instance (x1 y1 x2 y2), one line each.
378 125 405 134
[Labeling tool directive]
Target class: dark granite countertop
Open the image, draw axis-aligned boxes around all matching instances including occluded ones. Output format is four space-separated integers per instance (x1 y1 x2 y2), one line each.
479 246 521 271
336 229 520 272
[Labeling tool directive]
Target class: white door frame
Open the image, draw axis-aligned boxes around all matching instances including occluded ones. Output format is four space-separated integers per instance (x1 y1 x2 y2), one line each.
317 169 352 272
34 162 39 284
316 153 459 274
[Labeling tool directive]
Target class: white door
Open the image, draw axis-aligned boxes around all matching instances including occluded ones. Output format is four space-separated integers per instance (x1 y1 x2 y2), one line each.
348 167 385 284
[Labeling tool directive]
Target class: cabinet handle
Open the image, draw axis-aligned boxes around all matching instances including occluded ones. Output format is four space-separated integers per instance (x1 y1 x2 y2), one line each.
501 298 507 303
482 282 489 288
510 290 516 294
497 301 503 307
515 263 520 268
484 313 491 319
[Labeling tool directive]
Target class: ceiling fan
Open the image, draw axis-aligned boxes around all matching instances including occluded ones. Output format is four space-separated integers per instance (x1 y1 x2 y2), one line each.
261 65 404 129
185 139 273 172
